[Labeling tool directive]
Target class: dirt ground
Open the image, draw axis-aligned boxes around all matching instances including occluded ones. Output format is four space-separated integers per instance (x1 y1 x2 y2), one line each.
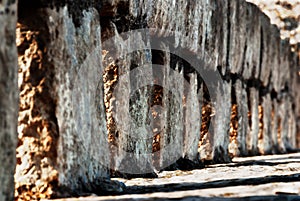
46 152 300 201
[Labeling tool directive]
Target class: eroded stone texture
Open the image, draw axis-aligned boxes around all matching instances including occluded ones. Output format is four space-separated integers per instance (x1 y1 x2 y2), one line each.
50 7 109 192
102 0 299 170
183 73 201 161
160 55 185 169
0 1 18 201
247 88 259 155
102 25 155 175
234 80 249 156
228 0 247 75
16 21 59 200
258 94 272 154
248 0 300 147
13 0 300 199
16 5 110 200
212 81 232 162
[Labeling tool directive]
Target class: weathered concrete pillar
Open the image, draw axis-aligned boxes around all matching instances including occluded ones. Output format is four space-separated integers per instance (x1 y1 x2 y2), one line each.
160 54 184 169
234 80 249 156
270 100 279 153
258 94 272 154
183 73 201 161
15 3 114 199
102 24 155 175
228 0 247 75
277 99 289 153
212 81 232 162
0 1 18 201
247 88 259 155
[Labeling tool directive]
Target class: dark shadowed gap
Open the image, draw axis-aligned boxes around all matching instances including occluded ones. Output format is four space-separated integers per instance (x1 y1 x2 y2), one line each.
151 49 165 170
123 173 300 195
258 97 264 155
229 85 239 158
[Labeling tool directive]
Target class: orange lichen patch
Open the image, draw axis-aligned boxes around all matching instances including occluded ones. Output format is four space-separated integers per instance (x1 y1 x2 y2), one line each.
229 104 239 157
152 133 161 169
15 23 58 200
199 102 213 146
258 104 264 154
149 85 163 169
102 50 118 146
198 99 213 161
151 85 163 154
102 50 119 174
277 117 282 149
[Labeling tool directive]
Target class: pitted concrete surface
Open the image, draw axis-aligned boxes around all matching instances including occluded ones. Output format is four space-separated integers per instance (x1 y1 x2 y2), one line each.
47 153 300 201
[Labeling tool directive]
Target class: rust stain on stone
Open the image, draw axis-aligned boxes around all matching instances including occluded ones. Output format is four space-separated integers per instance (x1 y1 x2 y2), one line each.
229 104 239 157
15 22 59 201
258 104 264 154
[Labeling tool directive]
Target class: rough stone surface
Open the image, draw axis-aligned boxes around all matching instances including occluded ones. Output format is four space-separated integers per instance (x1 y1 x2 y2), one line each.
212 81 232 162
0 1 18 201
234 80 249 156
16 5 110 200
49 7 109 192
247 88 259 155
11 0 300 200
183 73 201 161
16 19 59 200
101 0 299 175
247 0 300 148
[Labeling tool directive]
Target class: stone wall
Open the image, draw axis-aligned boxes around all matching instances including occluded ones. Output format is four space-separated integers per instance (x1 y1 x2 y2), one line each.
0 1 18 201
103 0 299 172
246 0 300 148
0 0 297 200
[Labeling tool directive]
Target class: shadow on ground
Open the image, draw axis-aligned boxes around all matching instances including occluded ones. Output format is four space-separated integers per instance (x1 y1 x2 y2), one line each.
123 173 300 194
116 195 300 201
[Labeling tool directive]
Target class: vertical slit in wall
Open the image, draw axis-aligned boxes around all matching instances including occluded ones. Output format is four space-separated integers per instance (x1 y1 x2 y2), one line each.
151 49 165 170
150 84 163 168
270 101 277 152
16 16 59 200
199 82 213 162
246 87 252 154
258 98 264 155
100 3 126 176
229 85 238 157
277 117 282 151
102 50 119 176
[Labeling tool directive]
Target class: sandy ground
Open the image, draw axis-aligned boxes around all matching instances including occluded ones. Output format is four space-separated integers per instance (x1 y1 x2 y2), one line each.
47 152 300 201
